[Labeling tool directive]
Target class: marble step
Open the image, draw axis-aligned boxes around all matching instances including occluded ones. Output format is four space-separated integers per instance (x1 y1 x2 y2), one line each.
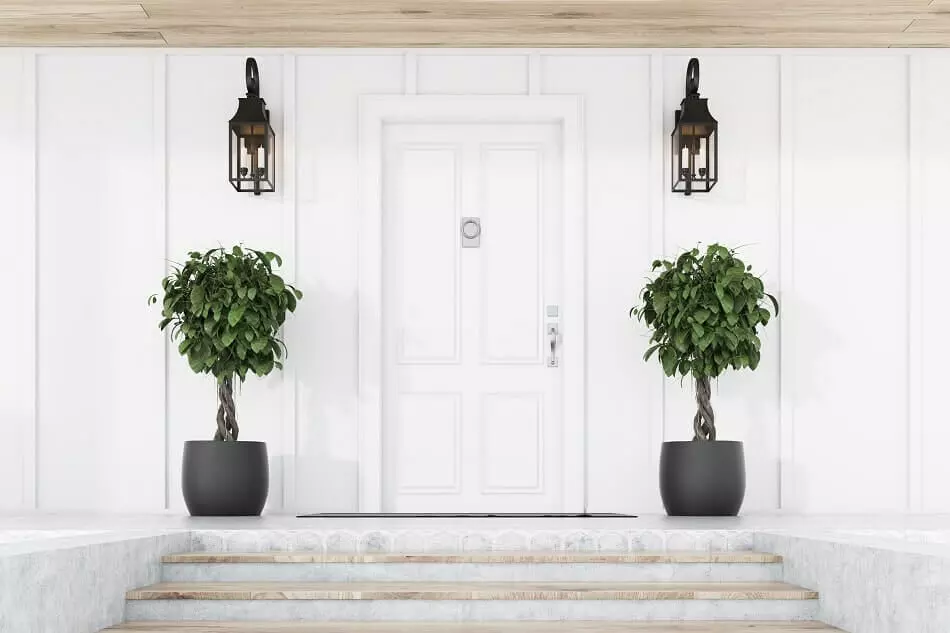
124 581 820 621
104 622 843 632
161 551 783 582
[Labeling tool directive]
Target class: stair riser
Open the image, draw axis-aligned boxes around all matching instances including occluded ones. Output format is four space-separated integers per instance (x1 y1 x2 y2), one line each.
126 599 819 622
162 563 783 583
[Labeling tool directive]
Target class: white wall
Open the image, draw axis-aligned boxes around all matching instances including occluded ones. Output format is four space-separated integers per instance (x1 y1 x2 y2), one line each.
0 49 945 514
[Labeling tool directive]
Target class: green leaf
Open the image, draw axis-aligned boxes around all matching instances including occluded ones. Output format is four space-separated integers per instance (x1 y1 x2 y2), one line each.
228 303 247 327
673 330 688 352
250 338 268 354
643 344 661 362
247 287 257 300
292 288 303 300
660 347 677 376
221 329 237 347
691 322 705 338
693 309 710 324
269 275 285 293
719 293 734 314
189 285 205 307
188 354 205 373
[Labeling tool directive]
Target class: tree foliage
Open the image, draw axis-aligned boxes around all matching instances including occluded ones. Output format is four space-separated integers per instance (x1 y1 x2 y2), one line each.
631 244 778 381
151 246 302 383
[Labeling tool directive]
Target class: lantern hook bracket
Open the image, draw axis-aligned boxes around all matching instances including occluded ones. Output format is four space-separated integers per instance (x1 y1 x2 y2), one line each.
246 58 260 97
685 58 700 96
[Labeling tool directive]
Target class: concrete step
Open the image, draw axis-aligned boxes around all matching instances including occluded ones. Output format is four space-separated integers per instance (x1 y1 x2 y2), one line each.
104 622 844 632
123 581 820 622
161 551 783 582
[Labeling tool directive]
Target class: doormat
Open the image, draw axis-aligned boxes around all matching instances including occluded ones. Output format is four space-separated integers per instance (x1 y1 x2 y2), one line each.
296 513 637 518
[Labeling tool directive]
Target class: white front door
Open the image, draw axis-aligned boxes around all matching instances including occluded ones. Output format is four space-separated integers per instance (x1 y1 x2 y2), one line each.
381 121 569 513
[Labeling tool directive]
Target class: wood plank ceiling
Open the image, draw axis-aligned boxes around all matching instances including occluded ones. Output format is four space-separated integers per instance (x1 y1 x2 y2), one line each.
1 0 950 47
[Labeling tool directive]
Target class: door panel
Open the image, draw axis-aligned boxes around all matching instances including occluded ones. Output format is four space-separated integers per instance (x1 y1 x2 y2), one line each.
481 146 543 364
395 393 461 493
393 147 461 365
382 122 565 513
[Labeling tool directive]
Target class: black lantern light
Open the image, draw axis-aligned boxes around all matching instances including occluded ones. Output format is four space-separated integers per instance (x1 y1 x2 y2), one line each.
229 58 275 195
672 58 718 195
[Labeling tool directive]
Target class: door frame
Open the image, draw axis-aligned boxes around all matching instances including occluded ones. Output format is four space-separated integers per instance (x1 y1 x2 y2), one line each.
357 95 586 513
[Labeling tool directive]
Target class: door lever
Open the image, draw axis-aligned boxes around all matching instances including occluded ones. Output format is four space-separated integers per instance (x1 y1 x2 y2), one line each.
547 323 559 367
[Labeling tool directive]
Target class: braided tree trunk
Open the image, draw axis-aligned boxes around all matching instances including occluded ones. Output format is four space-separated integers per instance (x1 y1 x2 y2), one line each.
214 375 239 441
692 375 716 441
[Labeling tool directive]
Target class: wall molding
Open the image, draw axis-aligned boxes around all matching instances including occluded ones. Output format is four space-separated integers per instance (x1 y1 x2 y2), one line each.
647 53 665 482
906 54 924 513
404 52 418 95
778 54 796 511
152 53 169 510
24 51 38 509
281 53 299 513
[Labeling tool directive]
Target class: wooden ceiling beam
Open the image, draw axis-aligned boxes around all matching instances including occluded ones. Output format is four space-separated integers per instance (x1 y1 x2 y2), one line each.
0 0 946 47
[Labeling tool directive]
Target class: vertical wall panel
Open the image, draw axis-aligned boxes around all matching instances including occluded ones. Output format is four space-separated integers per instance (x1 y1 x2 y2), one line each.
36 55 165 510
662 55 782 512
294 54 404 513
165 54 286 512
0 54 33 509
417 54 528 95
789 55 909 512
916 55 950 513
542 55 655 513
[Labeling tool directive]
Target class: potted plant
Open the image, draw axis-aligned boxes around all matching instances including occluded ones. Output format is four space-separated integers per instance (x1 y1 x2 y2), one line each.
631 244 778 516
150 246 302 516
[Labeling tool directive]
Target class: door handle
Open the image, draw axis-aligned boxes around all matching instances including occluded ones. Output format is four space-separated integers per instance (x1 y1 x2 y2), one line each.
547 323 559 367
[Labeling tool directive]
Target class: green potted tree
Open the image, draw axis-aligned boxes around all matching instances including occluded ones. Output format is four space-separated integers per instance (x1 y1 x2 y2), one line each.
631 244 778 516
151 246 302 516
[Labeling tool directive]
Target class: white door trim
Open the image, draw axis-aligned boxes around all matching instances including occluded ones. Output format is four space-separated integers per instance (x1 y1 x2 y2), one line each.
358 95 586 513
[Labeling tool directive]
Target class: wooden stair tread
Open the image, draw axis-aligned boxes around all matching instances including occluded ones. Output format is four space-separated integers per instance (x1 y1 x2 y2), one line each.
103 621 843 632
162 551 782 564
126 581 818 601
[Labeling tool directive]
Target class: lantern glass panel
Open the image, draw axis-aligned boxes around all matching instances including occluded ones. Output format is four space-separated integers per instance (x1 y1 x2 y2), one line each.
229 120 275 194
671 122 717 194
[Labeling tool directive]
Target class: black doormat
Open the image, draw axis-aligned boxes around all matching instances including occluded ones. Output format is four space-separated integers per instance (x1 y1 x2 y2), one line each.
296 513 637 518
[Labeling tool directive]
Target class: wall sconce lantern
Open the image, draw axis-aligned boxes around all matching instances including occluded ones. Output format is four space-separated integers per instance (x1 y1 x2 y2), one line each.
672 58 718 195
229 58 275 195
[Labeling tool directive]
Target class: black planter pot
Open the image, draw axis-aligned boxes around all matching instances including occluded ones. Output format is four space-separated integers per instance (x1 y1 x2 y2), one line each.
182 440 269 516
659 440 745 516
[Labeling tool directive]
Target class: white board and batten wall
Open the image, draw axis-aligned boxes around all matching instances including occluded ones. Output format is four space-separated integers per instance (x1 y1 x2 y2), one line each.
0 49 945 514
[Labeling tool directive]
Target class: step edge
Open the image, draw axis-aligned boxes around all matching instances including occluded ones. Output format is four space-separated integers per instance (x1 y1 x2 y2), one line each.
161 552 783 564
125 585 819 601
103 621 841 632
